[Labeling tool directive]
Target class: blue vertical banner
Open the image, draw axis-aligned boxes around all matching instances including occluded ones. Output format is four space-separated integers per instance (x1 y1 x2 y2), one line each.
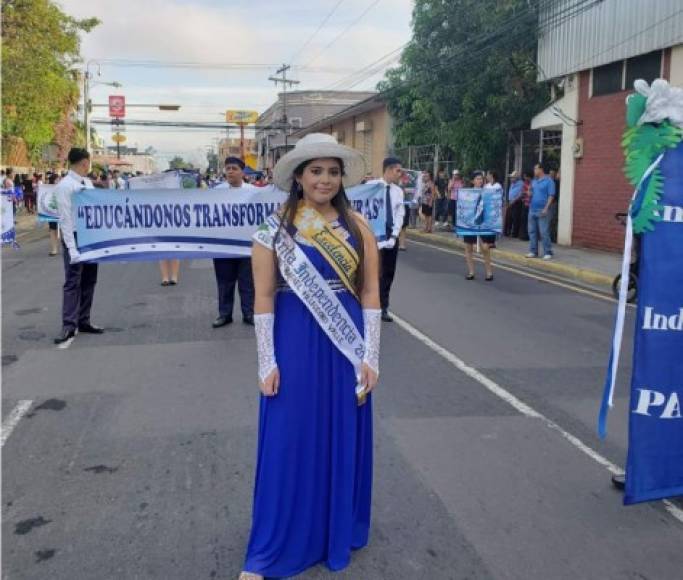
624 142 683 504
599 80 683 505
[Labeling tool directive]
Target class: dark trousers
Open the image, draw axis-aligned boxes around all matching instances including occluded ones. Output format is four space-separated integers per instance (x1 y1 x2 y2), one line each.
505 200 523 237
62 241 98 331
213 257 254 318
518 206 530 240
380 244 399 311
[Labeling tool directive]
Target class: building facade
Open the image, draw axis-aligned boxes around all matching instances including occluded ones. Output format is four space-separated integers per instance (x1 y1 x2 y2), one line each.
256 90 376 170
532 0 683 251
218 137 258 169
291 95 392 178
92 146 157 174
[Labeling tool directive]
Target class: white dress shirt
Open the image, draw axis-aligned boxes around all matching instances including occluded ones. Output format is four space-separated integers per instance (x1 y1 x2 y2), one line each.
55 170 94 261
366 178 405 248
213 180 255 190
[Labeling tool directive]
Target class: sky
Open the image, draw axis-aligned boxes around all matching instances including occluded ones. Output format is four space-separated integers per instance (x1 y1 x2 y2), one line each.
57 0 414 170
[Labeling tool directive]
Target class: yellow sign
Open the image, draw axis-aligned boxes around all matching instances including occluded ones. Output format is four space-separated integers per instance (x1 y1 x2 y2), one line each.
225 110 259 124
112 133 127 144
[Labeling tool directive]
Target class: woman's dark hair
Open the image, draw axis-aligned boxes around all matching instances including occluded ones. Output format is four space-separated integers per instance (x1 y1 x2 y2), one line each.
274 158 367 296
423 170 433 181
488 170 499 183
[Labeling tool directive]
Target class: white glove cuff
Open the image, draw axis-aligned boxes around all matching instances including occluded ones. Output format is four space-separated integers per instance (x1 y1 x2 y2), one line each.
254 313 277 383
362 308 381 375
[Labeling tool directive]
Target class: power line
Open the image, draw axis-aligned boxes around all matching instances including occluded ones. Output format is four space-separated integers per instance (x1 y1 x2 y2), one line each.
324 43 407 90
377 0 588 99
290 0 346 64
268 64 301 148
85 58 356 74
303 0 382 68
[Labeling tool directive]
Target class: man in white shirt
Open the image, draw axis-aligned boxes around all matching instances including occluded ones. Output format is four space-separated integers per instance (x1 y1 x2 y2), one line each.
111 170 126 190
53 148 104 344
212 156 255 328
367 157 405 322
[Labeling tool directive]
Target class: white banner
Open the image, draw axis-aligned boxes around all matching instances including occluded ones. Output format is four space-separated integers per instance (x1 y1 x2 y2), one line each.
128 171 183 190
2 194 16 245
37 184 60 222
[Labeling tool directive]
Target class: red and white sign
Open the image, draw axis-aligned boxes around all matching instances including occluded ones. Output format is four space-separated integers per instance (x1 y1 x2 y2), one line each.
108 95 126 118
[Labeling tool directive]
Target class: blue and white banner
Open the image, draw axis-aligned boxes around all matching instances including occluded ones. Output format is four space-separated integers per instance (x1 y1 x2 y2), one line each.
347 182 387 241
622 143 683 504
2 193 16 245
37 184 60 222
455 188 503 237
73 182 386 262
127 171 183 190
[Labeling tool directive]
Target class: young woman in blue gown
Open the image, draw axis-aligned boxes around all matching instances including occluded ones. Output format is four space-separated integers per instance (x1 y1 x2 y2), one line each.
240 134 381 579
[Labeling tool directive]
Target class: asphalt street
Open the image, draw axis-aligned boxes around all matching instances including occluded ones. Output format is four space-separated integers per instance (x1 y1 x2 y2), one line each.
2 233 683 580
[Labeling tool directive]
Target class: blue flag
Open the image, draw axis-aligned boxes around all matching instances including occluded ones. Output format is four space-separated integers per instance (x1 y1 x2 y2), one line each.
623 142 683 504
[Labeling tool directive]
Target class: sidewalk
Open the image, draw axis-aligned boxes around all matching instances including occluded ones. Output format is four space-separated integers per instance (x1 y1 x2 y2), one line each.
407 227 621 290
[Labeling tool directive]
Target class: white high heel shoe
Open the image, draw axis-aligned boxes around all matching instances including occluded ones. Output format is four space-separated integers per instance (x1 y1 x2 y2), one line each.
238 573 263 580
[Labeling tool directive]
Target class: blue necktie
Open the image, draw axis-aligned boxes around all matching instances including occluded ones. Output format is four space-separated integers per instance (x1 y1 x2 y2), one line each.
385 184 393 237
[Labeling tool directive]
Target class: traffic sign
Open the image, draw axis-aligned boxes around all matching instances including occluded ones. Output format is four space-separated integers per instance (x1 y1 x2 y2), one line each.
112 133 127 144
109 95 126 118
225 110 258 124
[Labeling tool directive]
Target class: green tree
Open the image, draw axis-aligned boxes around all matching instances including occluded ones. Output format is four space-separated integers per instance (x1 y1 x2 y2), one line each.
379 0 549 173
2 0 99 163
169 156 194 170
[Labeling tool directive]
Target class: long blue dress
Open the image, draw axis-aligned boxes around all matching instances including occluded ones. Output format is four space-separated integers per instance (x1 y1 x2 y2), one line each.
244 221 373 577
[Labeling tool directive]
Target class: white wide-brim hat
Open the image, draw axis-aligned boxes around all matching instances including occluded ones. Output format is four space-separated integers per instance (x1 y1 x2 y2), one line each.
273 133 366 192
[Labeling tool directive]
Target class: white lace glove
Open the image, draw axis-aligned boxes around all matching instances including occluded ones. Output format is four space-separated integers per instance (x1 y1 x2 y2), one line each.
254 313 277 383
377 237 396 250
362 309 381 376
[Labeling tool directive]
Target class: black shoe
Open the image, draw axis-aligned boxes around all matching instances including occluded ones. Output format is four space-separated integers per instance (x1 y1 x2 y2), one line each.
611 474 626 491
381 310 393 322
242 315 255 326
78 323 104 334
161 280 169 287
485 274 494 282
466 273 475 280
54 328 76 344
212 316 233 328
168 280 177 286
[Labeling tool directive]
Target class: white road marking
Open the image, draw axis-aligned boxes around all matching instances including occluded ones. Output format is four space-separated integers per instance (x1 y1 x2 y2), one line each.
409 239 632 306
391 313 683 525
1 400 33 447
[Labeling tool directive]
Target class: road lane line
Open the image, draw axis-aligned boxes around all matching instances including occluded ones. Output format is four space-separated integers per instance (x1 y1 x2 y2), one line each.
391 313 683 525
409 239 631 306
1 400 33 447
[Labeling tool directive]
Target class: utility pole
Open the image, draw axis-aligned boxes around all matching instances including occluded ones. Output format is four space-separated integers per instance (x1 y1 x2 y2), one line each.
268 64 300 151
83 70 91 154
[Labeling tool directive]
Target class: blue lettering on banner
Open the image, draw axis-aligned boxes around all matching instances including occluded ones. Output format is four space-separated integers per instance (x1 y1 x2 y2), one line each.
72 184 385 262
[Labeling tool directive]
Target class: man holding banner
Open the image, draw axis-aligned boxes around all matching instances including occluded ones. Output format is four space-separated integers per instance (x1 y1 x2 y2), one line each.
53 148 104 345
367 157 405 322
212 156 255 327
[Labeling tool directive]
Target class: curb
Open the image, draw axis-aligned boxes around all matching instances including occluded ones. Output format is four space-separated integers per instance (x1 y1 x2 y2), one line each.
406 230 615 290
